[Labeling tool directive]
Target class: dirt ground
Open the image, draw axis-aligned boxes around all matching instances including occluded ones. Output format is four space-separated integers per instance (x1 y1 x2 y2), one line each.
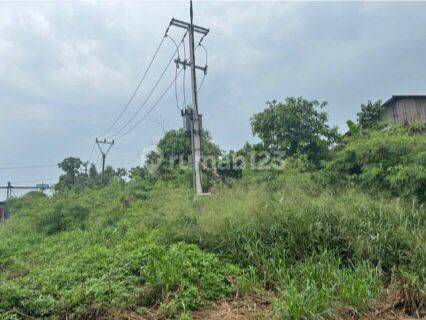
90 289 425 320
191 296 271 320
191 290 425 320
191 302 425 320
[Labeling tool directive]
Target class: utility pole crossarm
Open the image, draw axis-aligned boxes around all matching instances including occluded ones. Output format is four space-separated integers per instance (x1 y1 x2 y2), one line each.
169 18 209 35
95 138 115 153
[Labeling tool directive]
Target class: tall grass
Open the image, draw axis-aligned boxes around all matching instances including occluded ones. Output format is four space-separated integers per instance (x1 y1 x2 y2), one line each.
131 171 425 317
0 171 424 319
137 173 424 280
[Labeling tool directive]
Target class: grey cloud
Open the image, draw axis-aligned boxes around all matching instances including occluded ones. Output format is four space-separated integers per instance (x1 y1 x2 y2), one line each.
1 1 426 194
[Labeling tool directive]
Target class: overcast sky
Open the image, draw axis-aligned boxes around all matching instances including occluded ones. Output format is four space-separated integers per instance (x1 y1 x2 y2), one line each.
1 1 426 197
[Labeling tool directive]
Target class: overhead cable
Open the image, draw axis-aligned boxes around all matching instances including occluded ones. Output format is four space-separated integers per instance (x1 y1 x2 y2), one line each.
108 31 187 139
197 43 208 93
116 67 184 140
0 164 58 171
99 35 167 137
166 34 182 112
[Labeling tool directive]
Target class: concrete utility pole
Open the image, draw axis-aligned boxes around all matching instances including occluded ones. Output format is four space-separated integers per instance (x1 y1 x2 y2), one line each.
95 138 114 185
170 0 209 196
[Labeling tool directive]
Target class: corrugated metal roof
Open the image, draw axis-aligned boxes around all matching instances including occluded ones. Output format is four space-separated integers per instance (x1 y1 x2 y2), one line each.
382 95 426 108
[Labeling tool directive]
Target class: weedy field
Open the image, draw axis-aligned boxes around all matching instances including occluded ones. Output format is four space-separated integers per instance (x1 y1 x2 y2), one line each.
0 168 424 320
1 99 426 319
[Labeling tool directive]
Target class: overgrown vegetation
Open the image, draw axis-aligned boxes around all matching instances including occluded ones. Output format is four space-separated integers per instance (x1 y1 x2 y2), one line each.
0 97 425 319
325 128 426 201
250 98 339 165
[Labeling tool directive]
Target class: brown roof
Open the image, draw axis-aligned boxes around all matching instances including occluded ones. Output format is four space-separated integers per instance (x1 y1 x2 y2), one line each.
382 95 426 108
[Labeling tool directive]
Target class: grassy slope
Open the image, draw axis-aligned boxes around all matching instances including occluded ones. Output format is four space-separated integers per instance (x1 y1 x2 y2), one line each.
0 172 425 319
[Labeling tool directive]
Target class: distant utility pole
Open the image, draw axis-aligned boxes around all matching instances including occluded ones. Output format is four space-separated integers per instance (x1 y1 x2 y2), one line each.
170 0 209 196
95 138 114 185
0 182 52 200
6 182 11 199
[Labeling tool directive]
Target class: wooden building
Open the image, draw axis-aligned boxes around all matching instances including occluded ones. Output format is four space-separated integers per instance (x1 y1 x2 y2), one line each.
382 95 426 125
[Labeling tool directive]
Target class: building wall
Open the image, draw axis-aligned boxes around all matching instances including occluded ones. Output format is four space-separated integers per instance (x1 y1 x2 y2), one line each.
383 98 426 124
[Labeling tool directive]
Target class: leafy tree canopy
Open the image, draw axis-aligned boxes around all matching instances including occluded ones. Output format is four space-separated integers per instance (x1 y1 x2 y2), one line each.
56 157 125 191
58 157 83 184
145 129 220 168
131 129 221 182
356 100 384 129
154 128 221 161
250 97 339 164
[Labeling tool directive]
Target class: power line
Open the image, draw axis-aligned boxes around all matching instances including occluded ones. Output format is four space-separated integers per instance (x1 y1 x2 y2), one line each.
91 153 102 175
98 35 167 137
10 177 58 185
197 43 208 93
94 153 102 169
116 67 184 140
182 40 207 104
166 34 182 112
174 63 181 112
17 37 171 177
88 141 96 163
182 37 187 108
167 34 181 59
108 31 187 139
0 164 58 171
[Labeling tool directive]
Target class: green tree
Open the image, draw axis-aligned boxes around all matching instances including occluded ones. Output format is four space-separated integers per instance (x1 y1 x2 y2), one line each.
132 129 220 182
58 157 83 185
153 129 221 161
115 168 127 179
147 129 220 166
89 164 98 180
356 100 384 129
250 97 339 164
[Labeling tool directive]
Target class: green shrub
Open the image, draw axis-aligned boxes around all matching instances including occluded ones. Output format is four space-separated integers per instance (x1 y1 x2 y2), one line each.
0 168 424 319
36 202 89 235
324 130 426 202
0 226 240 319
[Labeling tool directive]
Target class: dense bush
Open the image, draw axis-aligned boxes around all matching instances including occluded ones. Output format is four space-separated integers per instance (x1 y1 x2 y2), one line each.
36 202 89 235
2 92 425 319
0 227 239 319
0 167 424 319
325 129 426 202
